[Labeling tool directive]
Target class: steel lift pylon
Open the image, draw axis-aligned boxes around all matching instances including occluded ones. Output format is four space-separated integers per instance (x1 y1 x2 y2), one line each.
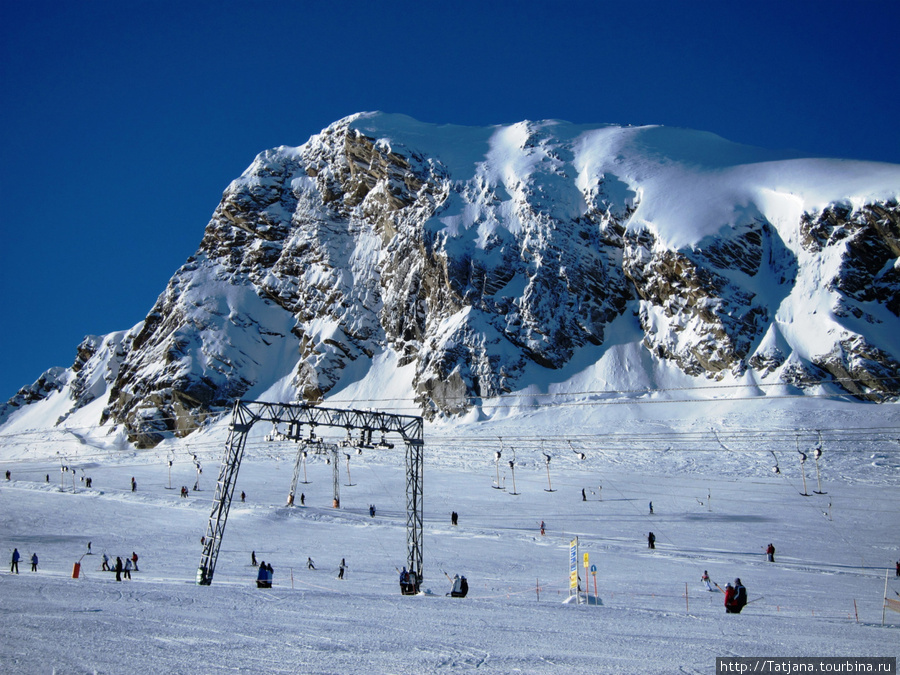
196 400 425 593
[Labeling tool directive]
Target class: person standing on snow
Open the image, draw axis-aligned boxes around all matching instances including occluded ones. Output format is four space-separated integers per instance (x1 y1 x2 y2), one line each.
725 578 747 613
766 543 775 562
124 557 132 580
10 548 20 574
647 532 656 549
30 553 38 572
723 583 736 612
338 558 346 579
251 551 257 567
115 557 123 582
102 553 110 571
702 570 712 591
131 552 139 572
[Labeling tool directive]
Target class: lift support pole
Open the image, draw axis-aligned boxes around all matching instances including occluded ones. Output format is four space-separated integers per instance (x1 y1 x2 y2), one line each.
197 400 424 591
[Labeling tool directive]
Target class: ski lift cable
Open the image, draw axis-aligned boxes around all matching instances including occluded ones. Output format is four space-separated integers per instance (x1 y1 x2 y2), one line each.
768 450 866 568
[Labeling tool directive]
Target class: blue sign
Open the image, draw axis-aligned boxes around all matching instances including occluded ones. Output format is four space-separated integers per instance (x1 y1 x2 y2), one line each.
590 564 597 574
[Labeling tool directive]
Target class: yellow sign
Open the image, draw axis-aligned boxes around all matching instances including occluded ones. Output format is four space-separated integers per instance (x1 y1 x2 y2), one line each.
583 552 589 568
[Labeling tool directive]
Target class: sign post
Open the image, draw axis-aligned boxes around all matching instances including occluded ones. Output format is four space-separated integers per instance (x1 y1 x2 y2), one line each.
583 552 589 604
590 564 598 601
569 538 579 603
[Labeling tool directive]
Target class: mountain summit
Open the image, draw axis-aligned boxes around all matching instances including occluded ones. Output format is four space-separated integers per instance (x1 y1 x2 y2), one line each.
4 113 900 447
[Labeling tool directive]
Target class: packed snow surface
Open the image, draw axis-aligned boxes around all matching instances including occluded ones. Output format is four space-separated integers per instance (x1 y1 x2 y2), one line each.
2 392 899 673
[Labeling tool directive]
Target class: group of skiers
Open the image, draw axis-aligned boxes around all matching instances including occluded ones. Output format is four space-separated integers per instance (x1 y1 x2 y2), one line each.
700 570 748 613
256 560 274 588
100 551 140 581
251 552 347 585
9 548 38 573
446 573 469 598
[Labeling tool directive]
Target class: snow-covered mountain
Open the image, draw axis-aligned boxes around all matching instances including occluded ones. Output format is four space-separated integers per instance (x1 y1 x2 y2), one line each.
3 113 899 447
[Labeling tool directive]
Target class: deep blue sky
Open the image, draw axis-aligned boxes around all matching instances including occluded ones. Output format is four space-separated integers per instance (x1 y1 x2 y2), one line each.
2 0 898 400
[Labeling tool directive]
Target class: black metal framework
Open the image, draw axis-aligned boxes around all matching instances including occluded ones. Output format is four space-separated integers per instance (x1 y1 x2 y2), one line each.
197 400 424 591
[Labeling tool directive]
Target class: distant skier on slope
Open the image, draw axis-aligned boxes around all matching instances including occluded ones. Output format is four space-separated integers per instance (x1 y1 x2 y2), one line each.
10 548 20 574
701 570 712 591
647 532 656 549
766 543 775 562
30 553 38 572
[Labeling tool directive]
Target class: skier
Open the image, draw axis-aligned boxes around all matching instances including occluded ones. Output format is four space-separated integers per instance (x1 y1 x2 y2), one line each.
115 557 123 582
10 548 19 574
132 552 139 572
241 491 245 502
766 543 775 563
451 511 458 526
257 561 271 588
338 558 346 579
369 504 376 517
540 520 545 536
102 553 110 571
449 574 462 596
649 501 653 514
723 583 736 612
5 470 9 480
30 553 38 572
582 488 586 502
896 560 899 577
647 532 656 549
251 551 257 567
459 576 468 597
131 477 136 492
702 570 712 591
307 557 316 570
87 541 92 555
300 493 305 506
124 557 132 580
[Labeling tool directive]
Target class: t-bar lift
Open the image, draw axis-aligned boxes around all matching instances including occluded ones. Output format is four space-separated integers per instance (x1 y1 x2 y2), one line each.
197 399 425 593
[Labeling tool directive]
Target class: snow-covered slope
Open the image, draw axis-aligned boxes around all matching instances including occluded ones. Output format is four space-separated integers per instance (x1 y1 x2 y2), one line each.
2 112 899 448
1 399 898 672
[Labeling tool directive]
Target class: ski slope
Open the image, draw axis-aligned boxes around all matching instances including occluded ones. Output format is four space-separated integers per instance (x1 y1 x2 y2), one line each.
1 396 899 673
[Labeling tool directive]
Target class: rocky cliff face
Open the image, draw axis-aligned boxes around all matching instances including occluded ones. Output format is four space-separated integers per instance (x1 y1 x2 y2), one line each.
4 113 899 446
